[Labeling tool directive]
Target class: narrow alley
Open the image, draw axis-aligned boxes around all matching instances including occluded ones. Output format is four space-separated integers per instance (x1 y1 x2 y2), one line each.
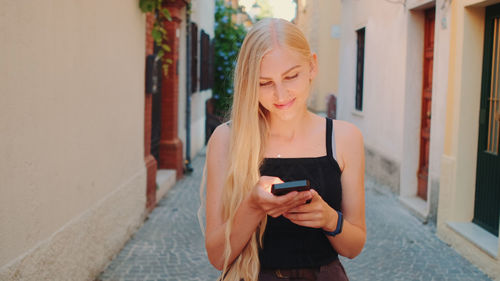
96 150 492 281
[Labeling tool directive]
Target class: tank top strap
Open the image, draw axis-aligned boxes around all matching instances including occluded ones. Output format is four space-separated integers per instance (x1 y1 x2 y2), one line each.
326 117 333 158
326 117 338 162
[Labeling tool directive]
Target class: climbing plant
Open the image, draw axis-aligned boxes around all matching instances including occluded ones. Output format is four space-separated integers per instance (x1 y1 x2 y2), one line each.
139 0 179 77
213 0 247 118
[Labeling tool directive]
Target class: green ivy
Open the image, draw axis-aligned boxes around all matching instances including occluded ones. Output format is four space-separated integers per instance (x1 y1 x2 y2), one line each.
213 0 247 118
139 0 175 77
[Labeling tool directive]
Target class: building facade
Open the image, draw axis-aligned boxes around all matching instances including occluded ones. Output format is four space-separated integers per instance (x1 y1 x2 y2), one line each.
338 0 450 223
144 0 215 210
339 0 499 278
437 0 500 278
295 0 342 114
0 1 148 280
0 0 214 280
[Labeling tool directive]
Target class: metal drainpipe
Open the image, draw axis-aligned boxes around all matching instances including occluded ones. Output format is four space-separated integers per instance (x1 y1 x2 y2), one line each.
184 5 193 173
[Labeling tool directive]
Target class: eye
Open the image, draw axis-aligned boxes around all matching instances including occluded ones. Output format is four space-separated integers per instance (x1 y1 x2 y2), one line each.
260 81 272 87
286 73 299 80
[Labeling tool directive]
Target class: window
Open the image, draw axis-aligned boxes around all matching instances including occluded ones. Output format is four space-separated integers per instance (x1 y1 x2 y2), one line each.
485 17 500 155
355 28 366 111
200 30 213 91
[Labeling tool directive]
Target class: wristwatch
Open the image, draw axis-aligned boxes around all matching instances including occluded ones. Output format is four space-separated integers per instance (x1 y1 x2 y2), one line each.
323 210 343 237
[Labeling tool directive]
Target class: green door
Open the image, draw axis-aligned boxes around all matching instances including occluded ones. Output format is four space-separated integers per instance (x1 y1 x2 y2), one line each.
473 3 500 237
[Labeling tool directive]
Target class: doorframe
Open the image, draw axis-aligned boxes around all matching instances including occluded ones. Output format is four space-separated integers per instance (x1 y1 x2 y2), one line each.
438 5 486 224
401 4 440 221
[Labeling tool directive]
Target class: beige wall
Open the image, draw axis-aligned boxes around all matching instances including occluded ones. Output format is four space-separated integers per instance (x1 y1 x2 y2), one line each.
296 0 342 113
338 0 408 174
338 0 450 221
178 0 215 161
0 1 147 280
437 0 500 279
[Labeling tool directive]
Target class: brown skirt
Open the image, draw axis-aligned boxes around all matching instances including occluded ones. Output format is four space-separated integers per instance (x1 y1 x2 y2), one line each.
258 258 349 281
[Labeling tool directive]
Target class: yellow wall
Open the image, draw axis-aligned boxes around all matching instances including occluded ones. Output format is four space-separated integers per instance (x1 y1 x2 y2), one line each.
297 0 342 113
438 0 500 279
0 0 147 279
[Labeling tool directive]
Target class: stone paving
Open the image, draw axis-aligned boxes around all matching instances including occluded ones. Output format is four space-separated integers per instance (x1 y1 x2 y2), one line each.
96 151 492 281
339 178 492 281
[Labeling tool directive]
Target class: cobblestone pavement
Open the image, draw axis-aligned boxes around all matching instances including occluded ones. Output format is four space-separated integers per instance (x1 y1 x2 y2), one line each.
339 177 492 281
96 151 492 281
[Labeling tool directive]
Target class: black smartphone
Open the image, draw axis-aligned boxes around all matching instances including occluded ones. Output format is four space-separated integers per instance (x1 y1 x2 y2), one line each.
271 180 311 196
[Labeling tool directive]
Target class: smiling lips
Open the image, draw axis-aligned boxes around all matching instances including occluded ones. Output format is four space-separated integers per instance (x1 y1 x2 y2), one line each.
274 98 296 110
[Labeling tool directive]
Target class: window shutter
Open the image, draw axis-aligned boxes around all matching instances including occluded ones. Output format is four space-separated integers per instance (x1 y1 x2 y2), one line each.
200 30 211 91
191 22 198 94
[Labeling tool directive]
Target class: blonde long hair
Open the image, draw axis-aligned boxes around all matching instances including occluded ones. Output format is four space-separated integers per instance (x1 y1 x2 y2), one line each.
198 18 313 281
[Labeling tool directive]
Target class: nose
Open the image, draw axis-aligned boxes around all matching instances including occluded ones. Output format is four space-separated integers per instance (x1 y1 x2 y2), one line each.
273 82 288 102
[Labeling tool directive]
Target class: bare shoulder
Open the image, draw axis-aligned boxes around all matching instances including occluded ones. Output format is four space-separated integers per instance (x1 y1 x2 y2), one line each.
208 122 231 148
205 122 231 235
207 122 231 161
332 119 363 144
332 120 364 171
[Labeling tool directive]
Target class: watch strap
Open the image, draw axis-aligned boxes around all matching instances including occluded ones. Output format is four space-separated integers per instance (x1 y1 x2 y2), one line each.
323 210 343 237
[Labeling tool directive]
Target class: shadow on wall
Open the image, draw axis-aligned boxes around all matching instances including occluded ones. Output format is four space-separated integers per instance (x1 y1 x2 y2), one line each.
365 146 401 195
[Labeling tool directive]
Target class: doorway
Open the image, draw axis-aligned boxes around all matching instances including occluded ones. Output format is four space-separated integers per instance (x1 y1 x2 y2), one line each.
473 3 500 237
417 7 435 201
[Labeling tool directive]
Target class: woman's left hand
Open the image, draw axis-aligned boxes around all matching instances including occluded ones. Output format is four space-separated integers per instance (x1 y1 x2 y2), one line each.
283 189 338 231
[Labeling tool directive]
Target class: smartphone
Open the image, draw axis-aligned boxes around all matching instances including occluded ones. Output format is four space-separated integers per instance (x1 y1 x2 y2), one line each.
271 180 311 196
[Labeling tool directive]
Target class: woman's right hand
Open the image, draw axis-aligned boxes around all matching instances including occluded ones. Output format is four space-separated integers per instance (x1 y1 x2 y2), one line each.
248 176 313 218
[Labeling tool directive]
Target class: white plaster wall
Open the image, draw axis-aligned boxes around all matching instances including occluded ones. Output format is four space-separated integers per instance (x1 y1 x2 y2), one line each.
0 0 147 279
401 9 425 197
178 0 214 162
338 0 407 167
339 0 450 205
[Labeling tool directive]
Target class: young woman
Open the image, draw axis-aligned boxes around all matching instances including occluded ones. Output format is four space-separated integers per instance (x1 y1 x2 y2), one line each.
200 18 366 281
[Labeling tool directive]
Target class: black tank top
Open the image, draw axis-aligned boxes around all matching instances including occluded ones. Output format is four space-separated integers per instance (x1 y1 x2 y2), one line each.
258 117 342 269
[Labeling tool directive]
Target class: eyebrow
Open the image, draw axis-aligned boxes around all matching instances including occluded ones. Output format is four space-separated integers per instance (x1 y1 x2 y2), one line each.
260 65 301 80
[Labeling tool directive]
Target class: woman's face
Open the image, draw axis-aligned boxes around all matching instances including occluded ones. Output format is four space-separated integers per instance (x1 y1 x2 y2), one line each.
258 46 317 120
